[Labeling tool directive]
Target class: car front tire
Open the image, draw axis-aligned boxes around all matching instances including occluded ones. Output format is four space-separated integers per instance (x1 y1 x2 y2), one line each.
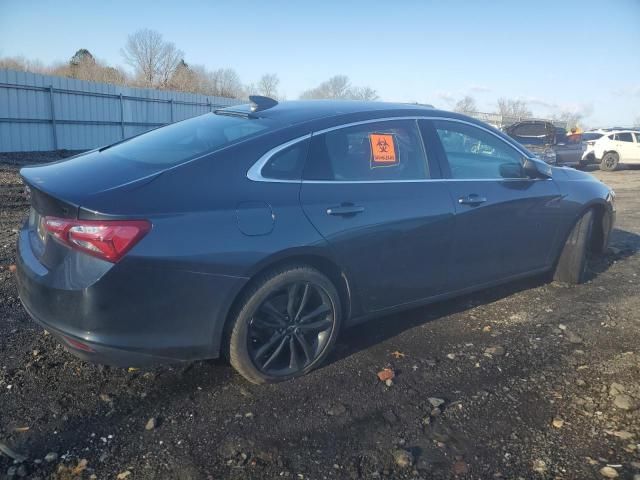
553 210 594 284
227 265 342 384
600 152 619 171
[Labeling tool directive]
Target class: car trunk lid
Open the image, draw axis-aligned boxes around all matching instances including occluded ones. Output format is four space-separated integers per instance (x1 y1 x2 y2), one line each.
20 150 164 265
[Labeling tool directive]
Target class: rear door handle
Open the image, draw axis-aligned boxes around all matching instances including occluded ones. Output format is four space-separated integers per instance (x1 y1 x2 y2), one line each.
458 194 487 206
326 204 365 216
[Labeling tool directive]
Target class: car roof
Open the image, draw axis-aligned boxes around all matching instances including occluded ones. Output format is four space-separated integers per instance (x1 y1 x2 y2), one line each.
218 100 437 124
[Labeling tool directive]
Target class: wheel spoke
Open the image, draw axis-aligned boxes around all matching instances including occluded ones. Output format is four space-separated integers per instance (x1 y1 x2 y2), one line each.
260 301 287 326
289 336 300 370
262 336 288 370
294 283 311 322
298 304 331 324
252 316 285 331
254 332 284 361
297 318 332 332
286 283 301 319
294 331 313 363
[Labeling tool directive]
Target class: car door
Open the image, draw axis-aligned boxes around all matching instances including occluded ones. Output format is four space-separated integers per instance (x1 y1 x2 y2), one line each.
613 132 635 161
554 130 583 166
423 119 564 291
633 133 640 162
300 119 455 313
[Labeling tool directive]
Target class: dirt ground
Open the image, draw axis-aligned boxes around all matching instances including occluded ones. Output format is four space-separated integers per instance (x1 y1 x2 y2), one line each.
0 153 639 480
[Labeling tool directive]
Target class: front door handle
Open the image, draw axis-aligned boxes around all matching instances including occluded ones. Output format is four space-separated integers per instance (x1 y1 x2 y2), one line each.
326 204 365 216
458 194 487 206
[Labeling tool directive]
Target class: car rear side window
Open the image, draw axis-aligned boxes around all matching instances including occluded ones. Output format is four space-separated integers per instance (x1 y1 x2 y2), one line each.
508 122 552 145
261 139 309 180
615 132 634 142
304 120 429 181
105 113 273 166
434 120 525 179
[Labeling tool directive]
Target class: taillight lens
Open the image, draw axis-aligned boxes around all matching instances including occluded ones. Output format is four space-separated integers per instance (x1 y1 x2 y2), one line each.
44 217 151 262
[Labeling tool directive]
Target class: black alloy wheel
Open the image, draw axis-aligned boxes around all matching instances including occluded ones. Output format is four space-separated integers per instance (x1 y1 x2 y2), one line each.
247 281 334 376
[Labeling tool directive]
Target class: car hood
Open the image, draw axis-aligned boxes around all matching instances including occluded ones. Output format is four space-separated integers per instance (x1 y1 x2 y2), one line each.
551 166 598 181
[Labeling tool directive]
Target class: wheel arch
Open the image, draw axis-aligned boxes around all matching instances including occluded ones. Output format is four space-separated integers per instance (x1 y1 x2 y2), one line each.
588 201 612 254
213 249 355 358
553 200 610 268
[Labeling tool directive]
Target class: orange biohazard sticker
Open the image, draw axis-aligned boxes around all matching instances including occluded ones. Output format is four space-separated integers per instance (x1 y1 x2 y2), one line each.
369 133 398 167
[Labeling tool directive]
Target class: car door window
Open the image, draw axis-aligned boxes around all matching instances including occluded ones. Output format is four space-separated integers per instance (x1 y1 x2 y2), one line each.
304 120 429 181
433 120 525 179
635 133 640 143
614 132 634 142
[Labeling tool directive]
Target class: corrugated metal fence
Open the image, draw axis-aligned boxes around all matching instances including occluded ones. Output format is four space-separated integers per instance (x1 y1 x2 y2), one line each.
0 69 242 152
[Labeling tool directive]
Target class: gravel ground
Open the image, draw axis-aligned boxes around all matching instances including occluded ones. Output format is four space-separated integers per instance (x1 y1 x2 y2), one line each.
0 152 639 480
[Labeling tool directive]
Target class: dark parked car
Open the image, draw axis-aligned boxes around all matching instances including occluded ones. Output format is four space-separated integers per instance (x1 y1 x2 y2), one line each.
504 120 585 167
16 99 615 384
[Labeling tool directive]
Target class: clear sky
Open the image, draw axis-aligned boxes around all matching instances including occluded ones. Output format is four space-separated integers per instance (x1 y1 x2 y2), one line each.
1 0 639 127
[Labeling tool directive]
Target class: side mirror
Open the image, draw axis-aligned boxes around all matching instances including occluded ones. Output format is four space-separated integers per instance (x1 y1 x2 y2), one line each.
499 163 524 179
523 157 552 179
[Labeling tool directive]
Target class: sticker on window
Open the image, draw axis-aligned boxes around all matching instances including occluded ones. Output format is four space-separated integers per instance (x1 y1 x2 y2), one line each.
369 133 399 167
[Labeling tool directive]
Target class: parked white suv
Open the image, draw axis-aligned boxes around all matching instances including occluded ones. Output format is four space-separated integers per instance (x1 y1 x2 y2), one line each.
589 130 640 171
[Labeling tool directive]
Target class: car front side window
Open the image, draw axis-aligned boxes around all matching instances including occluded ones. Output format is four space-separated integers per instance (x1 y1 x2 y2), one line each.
303 120 429 181
433 120 525 179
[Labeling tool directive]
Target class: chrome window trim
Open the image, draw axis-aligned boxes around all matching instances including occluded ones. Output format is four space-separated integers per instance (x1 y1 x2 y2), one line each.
246 134 311 182
246 116 540 184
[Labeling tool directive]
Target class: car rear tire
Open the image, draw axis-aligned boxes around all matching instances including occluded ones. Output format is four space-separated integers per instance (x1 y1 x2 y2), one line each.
553 210 594 284
600 152 619 171
227 265 341 384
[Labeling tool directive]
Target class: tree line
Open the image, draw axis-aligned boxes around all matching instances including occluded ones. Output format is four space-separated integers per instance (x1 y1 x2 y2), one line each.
0 28 378 102
452 95 588 130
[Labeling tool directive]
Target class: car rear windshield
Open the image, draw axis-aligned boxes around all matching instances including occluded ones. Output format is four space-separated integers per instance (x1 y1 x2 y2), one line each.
508 123 552 145
104 113 273 166
582 132 603 141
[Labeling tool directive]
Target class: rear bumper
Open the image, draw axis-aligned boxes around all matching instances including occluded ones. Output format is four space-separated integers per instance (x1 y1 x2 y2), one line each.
20 299 183 367
15 228 248 367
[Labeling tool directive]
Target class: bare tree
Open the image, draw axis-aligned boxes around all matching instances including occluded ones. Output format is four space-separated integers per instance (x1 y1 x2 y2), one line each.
207 68 244 98
256 73 280 98
46 49 128 85
300 75 377 100
121 29 183 88
0 55 47 73
301 75 351 99
453 95 477 114
168 59 198 92
350 86 379 101
552 111 584 130
497 98 532 119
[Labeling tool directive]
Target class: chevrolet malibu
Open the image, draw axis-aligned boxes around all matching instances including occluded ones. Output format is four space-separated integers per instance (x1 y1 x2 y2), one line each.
15 98 615 384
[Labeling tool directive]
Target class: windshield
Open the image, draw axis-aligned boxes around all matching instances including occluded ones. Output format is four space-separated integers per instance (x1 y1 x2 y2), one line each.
105 113 274 166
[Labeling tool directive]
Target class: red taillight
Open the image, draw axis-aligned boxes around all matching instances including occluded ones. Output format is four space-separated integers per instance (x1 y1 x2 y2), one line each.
44 216 151 262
